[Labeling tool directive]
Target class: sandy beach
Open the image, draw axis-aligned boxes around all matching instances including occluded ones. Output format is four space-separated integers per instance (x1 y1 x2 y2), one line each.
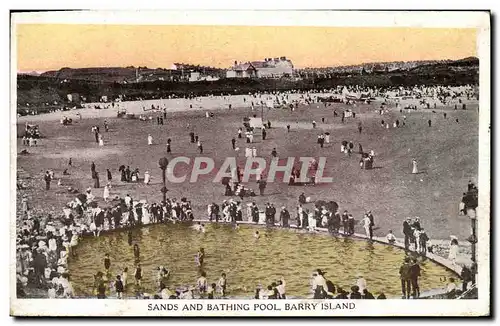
17 92 340 123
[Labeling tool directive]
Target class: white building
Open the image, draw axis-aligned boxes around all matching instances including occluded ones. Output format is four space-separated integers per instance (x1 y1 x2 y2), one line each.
188 71 220 82
226 57 294 78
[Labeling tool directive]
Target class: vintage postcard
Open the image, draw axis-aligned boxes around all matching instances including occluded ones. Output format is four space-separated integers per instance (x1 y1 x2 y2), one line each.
10 10 490 317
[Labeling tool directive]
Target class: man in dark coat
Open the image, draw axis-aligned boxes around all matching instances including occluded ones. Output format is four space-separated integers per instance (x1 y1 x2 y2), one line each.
399 257 412 299
94 172 100 188
363 289 375 299
258 180 267 196
251 203 259 223
33 249 47 286
269 204 276 226
403 218 413 250
342 210 349 235
409 259 421 298
367 211 375 238
460 265 473 293
265 203 272 226
298 193 306 204
125 166 131 182
280 207 290 227
332 211 341 234
231 138 236 150
44 171 52 190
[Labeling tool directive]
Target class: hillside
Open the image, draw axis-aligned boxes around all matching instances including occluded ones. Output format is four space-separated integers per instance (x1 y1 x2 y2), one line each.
16 57 478 115
299 57 479 74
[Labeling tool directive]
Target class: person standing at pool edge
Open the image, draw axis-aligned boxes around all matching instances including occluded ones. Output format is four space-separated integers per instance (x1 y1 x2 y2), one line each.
399 257 412 299
410 258 421 298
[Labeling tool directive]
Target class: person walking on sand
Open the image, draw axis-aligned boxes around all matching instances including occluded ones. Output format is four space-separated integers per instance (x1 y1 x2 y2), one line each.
103 184 110 202
44 171 52 190
98 134 104 147
198 141 203 154
411 159 418 174
231 138 236 150
148 134 153 145
144 171 150 185
94 171 100 188
167 138 172 154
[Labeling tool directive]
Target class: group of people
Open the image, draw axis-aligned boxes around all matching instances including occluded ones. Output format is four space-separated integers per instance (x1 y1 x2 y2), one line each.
16 184 204 298
207 194 377 240
118 165 149 184
402 217 429 254
308 269 384 300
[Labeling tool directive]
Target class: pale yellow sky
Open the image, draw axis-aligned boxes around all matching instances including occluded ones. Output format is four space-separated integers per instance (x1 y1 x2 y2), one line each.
16 24 477 72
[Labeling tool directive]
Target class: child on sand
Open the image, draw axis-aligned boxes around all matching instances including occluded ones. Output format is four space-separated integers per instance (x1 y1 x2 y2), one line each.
217 273 227 297
207 283 216 299
115 275 124 299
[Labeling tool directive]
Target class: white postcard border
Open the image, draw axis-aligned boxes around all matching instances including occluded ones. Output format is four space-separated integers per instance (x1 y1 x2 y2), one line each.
9 10 491 317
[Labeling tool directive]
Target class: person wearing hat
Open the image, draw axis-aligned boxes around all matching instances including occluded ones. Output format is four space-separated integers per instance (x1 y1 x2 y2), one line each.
280 206 290 228
349 285 362 299
335 287 348 299
409 258 421 298
402 217 413 251
44 171 52 191
399 257 412 299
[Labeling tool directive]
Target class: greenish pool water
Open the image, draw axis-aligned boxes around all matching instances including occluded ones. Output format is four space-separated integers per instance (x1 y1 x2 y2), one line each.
68 223 456 298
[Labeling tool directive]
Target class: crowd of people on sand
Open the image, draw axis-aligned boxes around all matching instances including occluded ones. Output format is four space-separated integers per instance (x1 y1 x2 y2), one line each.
16 84 478 299
20 123 41 147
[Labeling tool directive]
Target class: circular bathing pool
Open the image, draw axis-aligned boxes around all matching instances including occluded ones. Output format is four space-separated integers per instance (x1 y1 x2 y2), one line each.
68 223 456 298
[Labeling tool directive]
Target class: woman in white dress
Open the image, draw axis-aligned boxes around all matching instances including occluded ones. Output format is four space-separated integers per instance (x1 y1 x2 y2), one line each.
103 185 110 202
147 134 153 145
356 275 367 293
448 237 459 264
308 212 316 232
362 215 371 238
144 171 150 185
142 204 151 225
99 134 104 147
246 203 253 222
412 159 418 174
223 205 230 222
